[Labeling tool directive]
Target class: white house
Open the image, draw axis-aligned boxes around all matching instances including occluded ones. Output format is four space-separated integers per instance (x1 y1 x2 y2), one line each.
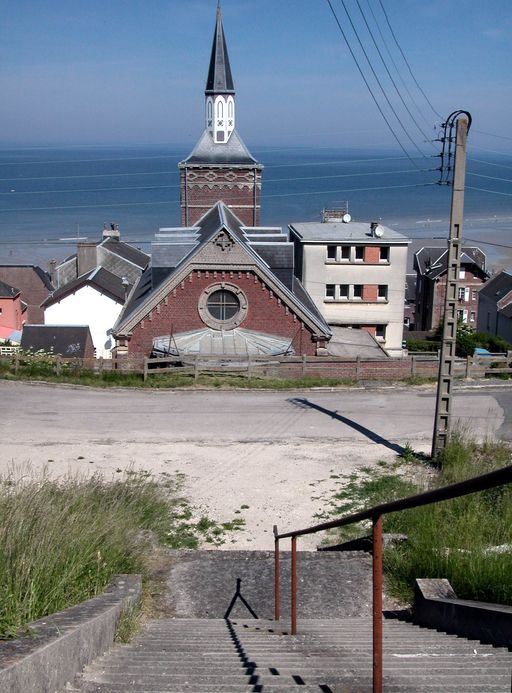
289 217 410 357
42 267 130 358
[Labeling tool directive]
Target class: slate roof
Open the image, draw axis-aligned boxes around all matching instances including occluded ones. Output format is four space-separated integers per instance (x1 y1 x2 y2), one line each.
180 129 261 166
42 267 129 307
415 246 487 278
205 6 234 94
478 270 512 302
101 238 149 269
289 221 408 243
0 279 20 298
116 202 331 338
21 325 93 358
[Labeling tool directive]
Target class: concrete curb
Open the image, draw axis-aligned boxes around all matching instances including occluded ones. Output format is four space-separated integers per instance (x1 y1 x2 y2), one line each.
413 578 512 648
0 573 141 693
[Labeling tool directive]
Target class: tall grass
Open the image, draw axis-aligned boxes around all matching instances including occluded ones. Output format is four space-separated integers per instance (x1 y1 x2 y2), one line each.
0 469 198 638
384 434 512 604
326 434 512 605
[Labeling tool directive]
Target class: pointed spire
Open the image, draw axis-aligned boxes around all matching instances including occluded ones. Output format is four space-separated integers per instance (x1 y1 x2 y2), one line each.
205 4 235 94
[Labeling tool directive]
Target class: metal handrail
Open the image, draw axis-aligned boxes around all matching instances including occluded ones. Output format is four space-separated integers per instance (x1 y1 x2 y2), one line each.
273 463 512 693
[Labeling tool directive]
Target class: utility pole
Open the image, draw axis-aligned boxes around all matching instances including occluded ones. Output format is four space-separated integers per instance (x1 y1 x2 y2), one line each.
432 112 471 458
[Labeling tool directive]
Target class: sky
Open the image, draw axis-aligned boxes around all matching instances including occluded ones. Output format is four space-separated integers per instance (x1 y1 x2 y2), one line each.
1 0 512 152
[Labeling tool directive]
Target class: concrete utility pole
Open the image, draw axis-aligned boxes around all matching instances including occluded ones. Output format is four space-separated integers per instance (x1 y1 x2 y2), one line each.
432 114 471 458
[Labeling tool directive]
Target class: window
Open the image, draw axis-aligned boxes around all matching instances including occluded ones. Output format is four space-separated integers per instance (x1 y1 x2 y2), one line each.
206 289 240 321
458 287 465 300
376 325 386 339
355 246 364 261
341 246 350 260
325 284 335 299
404 316 410 327
327 245 337 260
339 284 349 299
459 267 466 279
379 246 389 262
472 289 477 300
353 284 363 299
470 311 476 322
378 285 388 300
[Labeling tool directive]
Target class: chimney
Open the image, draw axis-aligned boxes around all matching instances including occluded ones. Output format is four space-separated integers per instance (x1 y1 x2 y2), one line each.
47 259 57 286
77 243 97 277
102 222 120 241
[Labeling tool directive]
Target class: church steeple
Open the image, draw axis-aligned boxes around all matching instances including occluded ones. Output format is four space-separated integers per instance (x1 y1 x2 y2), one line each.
205 5 235 143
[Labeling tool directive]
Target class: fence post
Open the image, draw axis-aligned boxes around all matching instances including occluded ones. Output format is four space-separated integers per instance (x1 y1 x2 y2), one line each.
291 535 297 635
247 354 252 379
302 354 307 377
273 526 280 622
356 356 362 380
143 358 148 382
411 354 416 377
465 355 471 379
372 514 383 693
98 356 104 376
55 356 62 376
194 354 199 382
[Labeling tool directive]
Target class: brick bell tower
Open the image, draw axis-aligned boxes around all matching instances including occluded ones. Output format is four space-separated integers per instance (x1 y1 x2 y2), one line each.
179 5 263 227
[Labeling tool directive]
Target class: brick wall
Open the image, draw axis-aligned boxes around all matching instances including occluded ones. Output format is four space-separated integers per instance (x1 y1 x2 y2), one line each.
365 246 381 263
362 284 378 301
126 269 317 356
180 166 262 226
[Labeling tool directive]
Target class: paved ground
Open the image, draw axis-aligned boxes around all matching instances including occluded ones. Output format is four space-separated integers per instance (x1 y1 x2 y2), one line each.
1 380 510 549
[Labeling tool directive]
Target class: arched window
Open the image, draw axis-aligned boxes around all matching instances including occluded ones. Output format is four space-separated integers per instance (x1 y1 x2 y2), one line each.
207 100 212 120
217 100 223 118
228 100 233 119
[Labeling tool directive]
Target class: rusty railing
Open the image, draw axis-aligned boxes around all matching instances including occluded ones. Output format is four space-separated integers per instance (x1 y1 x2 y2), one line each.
273 463 512 693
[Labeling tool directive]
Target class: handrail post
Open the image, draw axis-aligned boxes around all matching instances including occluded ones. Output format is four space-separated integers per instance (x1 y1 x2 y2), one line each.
372 514 383 693
273 525 280 622
291 535 297 635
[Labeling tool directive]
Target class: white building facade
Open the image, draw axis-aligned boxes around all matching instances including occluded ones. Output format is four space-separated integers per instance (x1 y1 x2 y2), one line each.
289 220 410 357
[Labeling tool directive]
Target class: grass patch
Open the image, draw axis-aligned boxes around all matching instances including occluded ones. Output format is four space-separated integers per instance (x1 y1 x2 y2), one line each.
323 435 512 605
0 357 358 390
0 468 220 638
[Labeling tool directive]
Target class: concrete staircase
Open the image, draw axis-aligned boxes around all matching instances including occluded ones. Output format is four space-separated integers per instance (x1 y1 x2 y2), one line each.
62 550 512 692
64 616 512 692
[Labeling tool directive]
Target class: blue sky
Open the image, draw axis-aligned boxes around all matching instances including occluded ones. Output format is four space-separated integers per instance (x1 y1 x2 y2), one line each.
1 0 511 151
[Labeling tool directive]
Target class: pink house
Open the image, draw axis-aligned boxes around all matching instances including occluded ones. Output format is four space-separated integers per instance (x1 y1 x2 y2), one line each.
0 280 26 341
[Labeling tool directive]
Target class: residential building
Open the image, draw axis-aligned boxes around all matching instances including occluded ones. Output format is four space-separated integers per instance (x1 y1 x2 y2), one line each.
113 202 331 359
0 280 25 341
42 268 131 358
414 246 488 331
178 6 263 226
477 270 512 343
0 265 53 323
52 225 149 290
288 217 410 356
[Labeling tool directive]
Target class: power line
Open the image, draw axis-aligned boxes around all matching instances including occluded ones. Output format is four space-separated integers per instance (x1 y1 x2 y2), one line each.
0 182 437 212
377 0 442 120
325 0 424 167
466 185 512 198
354 0 435 146
363 0 434 131
0 168 433 196
332 0 427 160
0 153 184 167
468 158 512 172
472 129 512 142
467 171 512 184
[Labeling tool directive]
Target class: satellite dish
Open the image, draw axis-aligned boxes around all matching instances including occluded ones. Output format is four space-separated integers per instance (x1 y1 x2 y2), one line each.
342 213 351 223
373 225 384 237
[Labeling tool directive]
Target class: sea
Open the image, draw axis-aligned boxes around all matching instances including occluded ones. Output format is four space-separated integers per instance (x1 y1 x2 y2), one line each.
1 144 511 270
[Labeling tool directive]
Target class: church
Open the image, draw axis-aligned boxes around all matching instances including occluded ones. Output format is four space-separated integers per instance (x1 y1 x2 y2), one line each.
112 7 331 359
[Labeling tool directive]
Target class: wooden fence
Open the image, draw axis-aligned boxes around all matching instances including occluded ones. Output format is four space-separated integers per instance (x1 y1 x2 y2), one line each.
1 350 511 382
